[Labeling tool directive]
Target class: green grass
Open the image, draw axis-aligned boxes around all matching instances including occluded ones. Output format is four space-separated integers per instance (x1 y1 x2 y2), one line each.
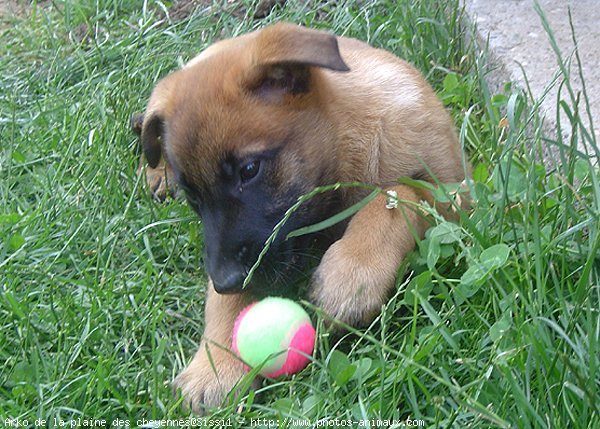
1 0 598 427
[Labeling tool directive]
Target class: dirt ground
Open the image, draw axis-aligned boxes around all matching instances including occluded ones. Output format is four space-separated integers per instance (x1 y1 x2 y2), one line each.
0 0 18 16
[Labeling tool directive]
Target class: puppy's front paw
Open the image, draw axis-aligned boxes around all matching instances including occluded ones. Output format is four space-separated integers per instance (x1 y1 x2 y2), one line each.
310 239 396 327
173 345 255 415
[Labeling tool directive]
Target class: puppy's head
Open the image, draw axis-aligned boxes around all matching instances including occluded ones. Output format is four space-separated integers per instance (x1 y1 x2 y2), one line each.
141 23 349 295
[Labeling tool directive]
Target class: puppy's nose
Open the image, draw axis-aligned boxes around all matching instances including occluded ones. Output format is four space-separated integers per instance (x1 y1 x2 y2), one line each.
212 270 246 294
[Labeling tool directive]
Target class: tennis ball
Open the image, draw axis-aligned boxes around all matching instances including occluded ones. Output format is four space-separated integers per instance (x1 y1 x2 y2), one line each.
232 297 316 377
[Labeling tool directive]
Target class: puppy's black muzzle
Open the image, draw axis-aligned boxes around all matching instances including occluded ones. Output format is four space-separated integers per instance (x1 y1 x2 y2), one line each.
212 270 246 294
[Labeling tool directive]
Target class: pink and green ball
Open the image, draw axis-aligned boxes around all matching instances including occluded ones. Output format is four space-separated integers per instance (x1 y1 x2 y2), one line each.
232 297 316 377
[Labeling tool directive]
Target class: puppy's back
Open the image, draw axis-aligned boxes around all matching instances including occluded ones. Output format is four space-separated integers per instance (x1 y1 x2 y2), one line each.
323 37 464 186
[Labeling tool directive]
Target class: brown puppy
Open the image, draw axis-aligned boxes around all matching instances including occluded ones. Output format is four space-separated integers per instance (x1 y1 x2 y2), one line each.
139 22 467 413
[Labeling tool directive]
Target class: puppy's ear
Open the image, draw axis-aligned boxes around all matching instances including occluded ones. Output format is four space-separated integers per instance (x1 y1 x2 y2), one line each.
254 22 349 71
141 114 164 168
141 79 173 168
244 23 349 101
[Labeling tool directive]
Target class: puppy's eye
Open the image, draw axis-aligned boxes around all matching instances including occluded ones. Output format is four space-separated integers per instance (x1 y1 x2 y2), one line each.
240 160 260 183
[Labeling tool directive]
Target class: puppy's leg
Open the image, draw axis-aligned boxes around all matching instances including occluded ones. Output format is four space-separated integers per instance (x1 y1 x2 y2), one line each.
310 185 435 327
173 283 256 414
137 157 177 202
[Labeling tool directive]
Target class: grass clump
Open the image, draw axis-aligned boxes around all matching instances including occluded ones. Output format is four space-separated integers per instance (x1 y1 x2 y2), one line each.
0 0 598 427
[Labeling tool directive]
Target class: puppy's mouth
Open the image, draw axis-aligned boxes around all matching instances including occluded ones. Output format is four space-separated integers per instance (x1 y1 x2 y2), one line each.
211 236 318 297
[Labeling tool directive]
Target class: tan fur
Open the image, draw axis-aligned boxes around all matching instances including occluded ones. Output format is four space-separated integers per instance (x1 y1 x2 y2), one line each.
138 158 177 201
138 22 469 413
